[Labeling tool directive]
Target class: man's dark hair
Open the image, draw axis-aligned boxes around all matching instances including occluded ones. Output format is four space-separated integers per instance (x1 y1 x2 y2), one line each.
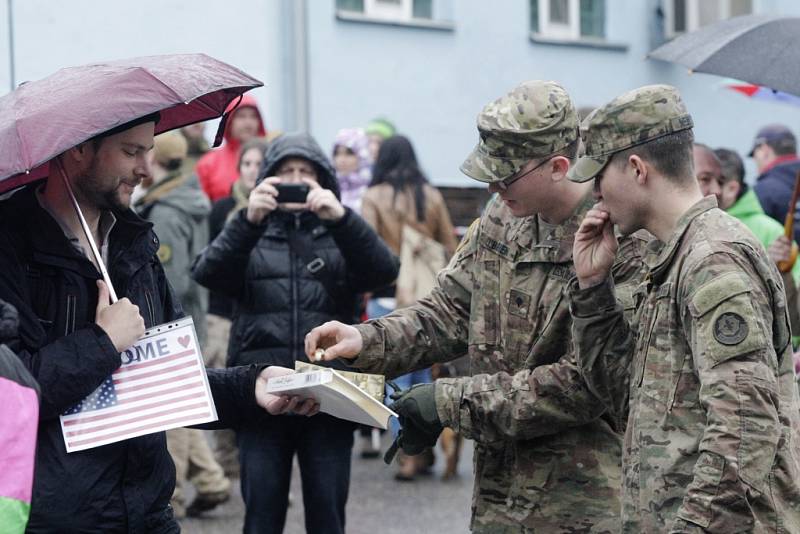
91 111 162 150
609 128 695 183
714 147 745 185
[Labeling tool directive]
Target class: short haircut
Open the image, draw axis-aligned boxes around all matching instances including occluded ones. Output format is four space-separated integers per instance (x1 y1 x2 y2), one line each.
91 111 162 150
714 147 745 185
609 128 695 183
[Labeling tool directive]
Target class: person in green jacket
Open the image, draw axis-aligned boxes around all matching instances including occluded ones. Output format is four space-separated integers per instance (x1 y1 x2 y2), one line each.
713 147 800 334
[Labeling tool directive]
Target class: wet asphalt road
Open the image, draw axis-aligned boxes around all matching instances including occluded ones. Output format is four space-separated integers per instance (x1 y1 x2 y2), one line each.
180 432 474 534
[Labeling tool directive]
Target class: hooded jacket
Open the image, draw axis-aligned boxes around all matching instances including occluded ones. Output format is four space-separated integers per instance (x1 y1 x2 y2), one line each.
753 157 800 244
136 172 211 345
196 95 266 202
0 184 269 533
192 133 399 369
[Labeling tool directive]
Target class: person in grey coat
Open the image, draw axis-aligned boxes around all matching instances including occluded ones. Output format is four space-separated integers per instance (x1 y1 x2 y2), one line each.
136 131 231 518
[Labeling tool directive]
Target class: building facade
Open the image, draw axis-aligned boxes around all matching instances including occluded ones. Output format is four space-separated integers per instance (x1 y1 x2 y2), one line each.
3 0 800 185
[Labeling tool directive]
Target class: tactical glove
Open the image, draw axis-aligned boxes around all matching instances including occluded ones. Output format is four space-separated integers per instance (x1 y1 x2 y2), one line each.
384 383 444 464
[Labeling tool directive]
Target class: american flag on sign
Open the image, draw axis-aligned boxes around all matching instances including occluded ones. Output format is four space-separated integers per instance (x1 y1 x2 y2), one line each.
59 317 217 452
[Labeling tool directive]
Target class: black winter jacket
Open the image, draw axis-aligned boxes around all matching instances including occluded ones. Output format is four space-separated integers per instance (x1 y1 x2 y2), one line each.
0 184 265 533
192 133 399 369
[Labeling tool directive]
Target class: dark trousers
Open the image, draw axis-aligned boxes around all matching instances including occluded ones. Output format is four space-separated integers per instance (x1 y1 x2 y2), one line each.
238 413 355 534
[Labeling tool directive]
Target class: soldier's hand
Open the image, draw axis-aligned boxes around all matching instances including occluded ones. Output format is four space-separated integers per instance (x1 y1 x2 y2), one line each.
246 178 280 224
574 205 618 289
304 321 363 361
384 383 443 464
95 280 145 352
255 366 320 416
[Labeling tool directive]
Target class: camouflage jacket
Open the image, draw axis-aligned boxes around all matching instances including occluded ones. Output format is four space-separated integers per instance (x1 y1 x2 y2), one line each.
351 194 648 532
569 197 800 533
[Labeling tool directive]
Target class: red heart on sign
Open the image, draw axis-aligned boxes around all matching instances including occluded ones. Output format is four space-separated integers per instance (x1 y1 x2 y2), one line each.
178 335 191 348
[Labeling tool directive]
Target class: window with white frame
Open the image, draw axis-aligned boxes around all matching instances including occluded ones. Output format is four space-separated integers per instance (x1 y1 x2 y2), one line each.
530 0 606 40
336 0 433 21
663 0 752 38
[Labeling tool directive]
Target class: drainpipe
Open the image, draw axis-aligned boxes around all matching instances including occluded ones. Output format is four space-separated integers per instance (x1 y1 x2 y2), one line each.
7 0 15 91
282 0 310 132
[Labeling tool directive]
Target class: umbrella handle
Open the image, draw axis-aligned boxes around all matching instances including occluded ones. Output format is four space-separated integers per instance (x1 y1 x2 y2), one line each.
54 159 119 303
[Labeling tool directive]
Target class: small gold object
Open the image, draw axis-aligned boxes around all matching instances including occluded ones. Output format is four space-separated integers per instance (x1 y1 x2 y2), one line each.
314 348 325 362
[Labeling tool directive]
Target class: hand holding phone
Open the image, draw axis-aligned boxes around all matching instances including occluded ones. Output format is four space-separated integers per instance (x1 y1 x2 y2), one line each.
275 183 310 204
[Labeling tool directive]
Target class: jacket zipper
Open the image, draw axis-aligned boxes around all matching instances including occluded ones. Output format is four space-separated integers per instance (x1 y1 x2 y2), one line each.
64 294 77 336
144 290 156 327
290 215 301 362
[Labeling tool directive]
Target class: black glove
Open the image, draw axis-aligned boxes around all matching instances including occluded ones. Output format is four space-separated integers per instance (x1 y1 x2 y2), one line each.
384 383 444 464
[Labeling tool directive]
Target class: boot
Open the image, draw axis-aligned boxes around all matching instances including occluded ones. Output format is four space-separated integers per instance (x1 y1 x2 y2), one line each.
394 452 418 481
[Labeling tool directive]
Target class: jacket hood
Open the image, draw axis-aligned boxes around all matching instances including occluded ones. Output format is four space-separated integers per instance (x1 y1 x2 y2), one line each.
161 177 211 221
222 94 267 146
257 133 340 199
138 174 211 221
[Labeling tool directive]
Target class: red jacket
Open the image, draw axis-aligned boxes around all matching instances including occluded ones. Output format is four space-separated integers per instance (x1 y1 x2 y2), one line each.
196 95 266 201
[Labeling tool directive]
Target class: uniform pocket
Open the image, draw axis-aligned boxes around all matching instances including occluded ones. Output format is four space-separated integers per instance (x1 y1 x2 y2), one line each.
675 452 724 529
470 259 500 347
637 284 681 407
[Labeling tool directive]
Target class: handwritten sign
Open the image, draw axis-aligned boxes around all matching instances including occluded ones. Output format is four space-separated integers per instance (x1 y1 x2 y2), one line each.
59 317 217 453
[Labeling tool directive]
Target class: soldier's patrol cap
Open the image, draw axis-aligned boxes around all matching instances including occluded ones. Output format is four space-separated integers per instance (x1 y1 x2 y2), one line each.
460 80 579 183
568 84 694 183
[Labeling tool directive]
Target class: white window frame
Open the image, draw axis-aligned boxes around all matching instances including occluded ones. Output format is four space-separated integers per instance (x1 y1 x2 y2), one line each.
538 0 581 40
663 0 753 38
364 0 414 21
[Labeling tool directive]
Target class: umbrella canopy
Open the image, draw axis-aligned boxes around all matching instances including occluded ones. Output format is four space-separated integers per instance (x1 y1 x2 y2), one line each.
0 53 262 187
649 14 800 97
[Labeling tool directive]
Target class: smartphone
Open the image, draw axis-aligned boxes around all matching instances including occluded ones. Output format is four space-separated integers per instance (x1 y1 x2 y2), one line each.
275 183 309 204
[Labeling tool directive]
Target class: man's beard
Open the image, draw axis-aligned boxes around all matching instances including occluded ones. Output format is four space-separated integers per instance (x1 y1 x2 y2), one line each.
76 166 131 212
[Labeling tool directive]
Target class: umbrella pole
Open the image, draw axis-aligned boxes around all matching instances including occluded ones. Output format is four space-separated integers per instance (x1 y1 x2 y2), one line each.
54 160 119 303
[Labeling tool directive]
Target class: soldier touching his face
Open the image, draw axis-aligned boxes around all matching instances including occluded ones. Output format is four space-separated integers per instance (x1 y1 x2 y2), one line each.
568 84 800 532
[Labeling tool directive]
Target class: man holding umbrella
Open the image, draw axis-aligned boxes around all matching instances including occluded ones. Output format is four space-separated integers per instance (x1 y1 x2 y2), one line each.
0 57 318 532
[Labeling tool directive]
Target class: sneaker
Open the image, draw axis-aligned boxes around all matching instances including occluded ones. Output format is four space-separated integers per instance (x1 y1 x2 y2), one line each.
186 490 230 517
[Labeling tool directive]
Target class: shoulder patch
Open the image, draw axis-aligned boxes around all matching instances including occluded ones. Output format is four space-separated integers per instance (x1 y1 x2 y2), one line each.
157 244 172 264
713 312 748 345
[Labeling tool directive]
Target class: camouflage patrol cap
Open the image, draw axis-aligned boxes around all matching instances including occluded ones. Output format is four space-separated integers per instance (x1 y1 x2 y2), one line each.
568 84 694 183
460 80 579 183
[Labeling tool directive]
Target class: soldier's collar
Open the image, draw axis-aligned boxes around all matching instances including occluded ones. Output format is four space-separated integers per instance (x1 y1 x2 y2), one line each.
649 196 717 279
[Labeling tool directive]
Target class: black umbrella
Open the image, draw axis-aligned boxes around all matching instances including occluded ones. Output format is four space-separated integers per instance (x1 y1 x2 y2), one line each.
649 14 800 97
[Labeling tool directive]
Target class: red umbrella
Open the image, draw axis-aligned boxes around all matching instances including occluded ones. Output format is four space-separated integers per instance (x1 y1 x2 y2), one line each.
0 53 262 187
0 53 262 301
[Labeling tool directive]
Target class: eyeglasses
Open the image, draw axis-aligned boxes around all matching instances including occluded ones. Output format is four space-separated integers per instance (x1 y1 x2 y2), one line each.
495 155 557 191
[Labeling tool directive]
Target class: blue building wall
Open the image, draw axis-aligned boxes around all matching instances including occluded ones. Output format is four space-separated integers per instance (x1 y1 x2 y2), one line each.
307 0 800 185
3 1 800 186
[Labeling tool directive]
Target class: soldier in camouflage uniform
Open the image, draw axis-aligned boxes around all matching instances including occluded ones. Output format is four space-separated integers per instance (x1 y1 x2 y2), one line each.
305 80 649 532
567 84 800 532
